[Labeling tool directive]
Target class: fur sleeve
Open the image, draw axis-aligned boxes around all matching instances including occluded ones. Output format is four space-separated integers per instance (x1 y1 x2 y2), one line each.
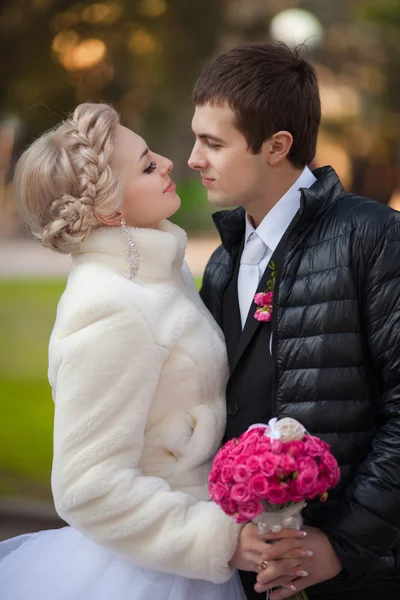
50 300 240 583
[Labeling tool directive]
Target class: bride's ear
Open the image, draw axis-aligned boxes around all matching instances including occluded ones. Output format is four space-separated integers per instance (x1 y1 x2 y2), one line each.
96 211 123 226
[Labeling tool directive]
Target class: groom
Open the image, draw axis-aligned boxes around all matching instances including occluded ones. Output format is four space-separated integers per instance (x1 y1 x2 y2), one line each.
189 43 400 600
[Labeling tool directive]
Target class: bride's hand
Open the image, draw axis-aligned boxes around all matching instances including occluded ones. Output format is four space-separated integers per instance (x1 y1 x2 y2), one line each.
229 523 309 572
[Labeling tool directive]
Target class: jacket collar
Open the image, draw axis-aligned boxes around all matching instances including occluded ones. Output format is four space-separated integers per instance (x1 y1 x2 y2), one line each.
212 206 246 254
212 166 344 253
73 219 187 281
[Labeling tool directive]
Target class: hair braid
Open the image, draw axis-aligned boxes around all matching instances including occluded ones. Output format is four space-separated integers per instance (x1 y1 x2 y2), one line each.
14 103 123 254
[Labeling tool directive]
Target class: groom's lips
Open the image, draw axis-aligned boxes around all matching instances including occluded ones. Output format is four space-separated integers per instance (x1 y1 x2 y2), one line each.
201 177 215 187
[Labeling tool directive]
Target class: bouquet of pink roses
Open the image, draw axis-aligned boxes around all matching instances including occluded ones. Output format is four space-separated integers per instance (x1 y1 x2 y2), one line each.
209 417 340 600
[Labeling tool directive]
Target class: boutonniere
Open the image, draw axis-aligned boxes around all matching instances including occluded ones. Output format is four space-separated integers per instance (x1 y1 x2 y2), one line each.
254 261 276 322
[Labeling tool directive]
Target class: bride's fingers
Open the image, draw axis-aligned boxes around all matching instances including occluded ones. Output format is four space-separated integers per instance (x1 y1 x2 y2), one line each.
260 538 303 561
258 528 307 542
240 551 269 573
256 558 303 585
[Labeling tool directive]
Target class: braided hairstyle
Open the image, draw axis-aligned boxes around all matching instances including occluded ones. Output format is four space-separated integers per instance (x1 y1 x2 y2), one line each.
14 103 122 254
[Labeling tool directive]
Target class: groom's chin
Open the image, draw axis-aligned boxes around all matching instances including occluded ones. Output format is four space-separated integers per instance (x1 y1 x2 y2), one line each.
206 191 233 209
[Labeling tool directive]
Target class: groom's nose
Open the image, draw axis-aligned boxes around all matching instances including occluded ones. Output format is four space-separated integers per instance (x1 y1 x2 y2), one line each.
188 144 207 171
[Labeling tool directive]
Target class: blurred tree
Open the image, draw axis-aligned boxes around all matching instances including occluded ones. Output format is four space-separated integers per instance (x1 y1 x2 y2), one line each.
1 0 399 233
0 0 226 233
0 0 224 174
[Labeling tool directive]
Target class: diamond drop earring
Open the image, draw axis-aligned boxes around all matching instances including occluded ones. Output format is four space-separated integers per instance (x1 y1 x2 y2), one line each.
120 217 140 280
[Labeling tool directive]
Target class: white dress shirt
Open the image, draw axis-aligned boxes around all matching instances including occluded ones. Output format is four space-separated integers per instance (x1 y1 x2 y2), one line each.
238 166 317 328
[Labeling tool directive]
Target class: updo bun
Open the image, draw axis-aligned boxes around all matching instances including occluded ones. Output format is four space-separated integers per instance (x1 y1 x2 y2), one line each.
14 103 122 254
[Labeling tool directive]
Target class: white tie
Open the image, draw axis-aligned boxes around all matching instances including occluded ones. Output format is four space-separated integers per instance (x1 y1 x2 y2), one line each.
238 232 267 328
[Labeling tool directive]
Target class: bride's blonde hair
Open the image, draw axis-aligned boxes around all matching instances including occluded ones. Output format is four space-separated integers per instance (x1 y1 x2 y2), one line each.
14 103 122 254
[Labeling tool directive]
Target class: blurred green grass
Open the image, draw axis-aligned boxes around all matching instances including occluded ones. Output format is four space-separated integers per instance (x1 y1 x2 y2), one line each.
0 276 202 501
0 279 65 500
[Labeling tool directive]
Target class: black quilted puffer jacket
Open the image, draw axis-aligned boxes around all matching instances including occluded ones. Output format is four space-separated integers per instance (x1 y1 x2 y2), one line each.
201 166 400 593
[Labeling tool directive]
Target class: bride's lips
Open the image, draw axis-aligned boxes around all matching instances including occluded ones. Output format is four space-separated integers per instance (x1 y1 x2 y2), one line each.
164 180 177 193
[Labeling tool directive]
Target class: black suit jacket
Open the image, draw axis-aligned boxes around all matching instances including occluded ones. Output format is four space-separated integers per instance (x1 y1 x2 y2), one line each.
221 234 288 600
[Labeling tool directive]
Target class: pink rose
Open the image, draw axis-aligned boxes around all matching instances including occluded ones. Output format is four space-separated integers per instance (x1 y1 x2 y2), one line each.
304 436 328 458
230 443 246 457
245 455 261 472
242 442 258 455
286 440 306 457
315 473 331 496
240 430 262 443
230 483 252 503
271 440 283 454
233 464 252 483
259 451 279 476
211 482 229 502
237 500 264 521
320 451 339 475
244 430 258 440
220 497 238 516
220 464 235 484
208 467 220 484
288 479 305 503
254 292 266 307
215 448 229 461
254 291 273 307
264 291 274 304
249 474 270 498
222 439 238 453
254 308 272 322
308 435 330 451
256 441 272 454
298 456 317 471
266 482 289 504
279 454 297 475
296 461 319 496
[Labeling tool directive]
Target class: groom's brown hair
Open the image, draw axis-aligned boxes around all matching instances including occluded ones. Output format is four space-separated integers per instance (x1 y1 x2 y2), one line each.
192 43 321 168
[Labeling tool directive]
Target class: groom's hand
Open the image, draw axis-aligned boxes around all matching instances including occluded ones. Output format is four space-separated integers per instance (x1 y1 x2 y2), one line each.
255 526 342 597
229 523 310 573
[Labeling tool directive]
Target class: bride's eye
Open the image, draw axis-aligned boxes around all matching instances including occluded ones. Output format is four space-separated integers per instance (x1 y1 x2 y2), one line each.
144 161 156 174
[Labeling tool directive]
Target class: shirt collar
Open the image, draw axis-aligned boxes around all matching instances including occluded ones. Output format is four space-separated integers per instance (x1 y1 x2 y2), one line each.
244 166 317 252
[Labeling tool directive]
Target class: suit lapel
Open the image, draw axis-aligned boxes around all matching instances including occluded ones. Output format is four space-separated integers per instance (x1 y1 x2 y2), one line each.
230 260 274 373
222 239 244 370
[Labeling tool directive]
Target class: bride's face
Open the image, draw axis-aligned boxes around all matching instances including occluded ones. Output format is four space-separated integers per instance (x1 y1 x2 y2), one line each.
115 125 181 228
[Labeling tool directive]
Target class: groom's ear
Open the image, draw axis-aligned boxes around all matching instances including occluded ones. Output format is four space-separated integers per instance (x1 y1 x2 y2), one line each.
264 131 293 166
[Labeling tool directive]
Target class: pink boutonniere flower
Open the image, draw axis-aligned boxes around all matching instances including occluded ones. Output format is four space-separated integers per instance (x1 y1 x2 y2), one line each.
254 261 276 322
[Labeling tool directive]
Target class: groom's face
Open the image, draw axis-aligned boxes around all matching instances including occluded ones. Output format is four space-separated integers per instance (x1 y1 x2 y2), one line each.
189 102 269 208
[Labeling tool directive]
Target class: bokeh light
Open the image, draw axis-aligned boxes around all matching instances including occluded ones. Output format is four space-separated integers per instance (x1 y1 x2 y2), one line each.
270 8 324 49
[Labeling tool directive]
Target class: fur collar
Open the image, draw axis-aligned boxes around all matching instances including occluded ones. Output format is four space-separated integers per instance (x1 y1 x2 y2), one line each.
73 219 187 281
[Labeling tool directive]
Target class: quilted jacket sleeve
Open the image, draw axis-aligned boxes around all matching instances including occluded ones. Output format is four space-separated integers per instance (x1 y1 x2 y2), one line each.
321 217 400 577
50 299 240 583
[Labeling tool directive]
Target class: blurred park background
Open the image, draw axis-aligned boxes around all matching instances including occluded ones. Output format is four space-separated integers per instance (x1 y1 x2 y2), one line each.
1 0 400 536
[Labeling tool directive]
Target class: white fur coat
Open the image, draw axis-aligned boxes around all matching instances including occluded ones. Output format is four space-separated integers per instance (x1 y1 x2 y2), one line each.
49 220 240 583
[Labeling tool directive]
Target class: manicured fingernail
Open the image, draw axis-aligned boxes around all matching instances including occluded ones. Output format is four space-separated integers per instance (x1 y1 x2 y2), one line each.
301 550 313 557
296 530 307 537
296 570 308 577
285 584 297 592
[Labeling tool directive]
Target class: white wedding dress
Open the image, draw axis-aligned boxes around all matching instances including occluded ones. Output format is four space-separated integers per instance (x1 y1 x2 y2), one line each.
0 525 245 600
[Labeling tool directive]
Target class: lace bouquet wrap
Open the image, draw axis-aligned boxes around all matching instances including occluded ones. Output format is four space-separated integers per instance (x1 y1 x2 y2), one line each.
209 418 340 600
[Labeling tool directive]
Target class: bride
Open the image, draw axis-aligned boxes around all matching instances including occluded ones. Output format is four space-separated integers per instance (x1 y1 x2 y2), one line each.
0 103 304 599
